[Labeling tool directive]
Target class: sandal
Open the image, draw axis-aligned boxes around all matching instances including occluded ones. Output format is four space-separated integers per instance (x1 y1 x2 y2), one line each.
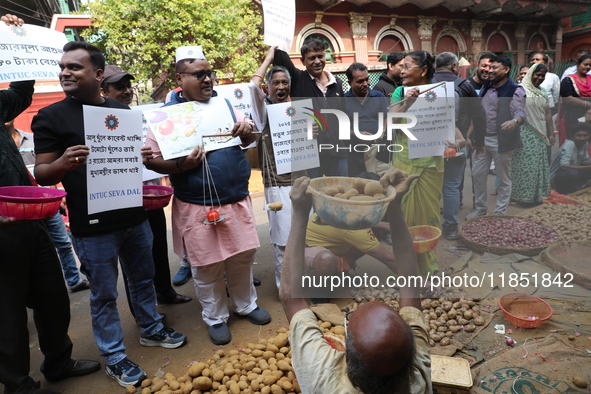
157 294 192 305
382 232 392 246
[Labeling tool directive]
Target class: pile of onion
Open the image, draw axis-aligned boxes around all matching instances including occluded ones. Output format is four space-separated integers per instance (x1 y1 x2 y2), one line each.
462 217 558 248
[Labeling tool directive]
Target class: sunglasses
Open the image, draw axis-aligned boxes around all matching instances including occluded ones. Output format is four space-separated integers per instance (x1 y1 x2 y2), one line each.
179 70 216 81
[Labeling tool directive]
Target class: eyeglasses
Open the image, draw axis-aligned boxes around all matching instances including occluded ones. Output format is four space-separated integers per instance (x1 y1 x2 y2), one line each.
179 70 216 81
401 65 421 71
344 310 354 337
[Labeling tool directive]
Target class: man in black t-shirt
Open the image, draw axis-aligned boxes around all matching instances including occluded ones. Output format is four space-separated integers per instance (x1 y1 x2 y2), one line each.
33 42 186 388
467 52 494 95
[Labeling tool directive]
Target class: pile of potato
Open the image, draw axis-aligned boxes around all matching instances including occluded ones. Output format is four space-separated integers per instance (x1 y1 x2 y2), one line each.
519 203 591 243
124 330 301 394
320 178 387 201
572 189 591 205
421 297 485 347
342 288 485 347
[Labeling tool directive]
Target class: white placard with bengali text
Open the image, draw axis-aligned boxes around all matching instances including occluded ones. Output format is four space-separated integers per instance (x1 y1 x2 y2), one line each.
84 106 143 215
265 99 318 174
402 82 456 159
143 98 240 160
0 23 67 82
262 0 296 52
214 84 253 121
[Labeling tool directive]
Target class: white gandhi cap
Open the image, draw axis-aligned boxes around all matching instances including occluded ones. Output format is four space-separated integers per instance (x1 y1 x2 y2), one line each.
175 46 206 63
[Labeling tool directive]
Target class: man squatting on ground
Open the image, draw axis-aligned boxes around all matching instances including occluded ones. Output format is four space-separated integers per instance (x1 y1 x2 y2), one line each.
280 170 432 394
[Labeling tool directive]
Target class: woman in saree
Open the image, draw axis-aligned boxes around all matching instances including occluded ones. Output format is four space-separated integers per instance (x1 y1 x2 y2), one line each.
389 50 443 277
511 63 554 204
558 54 591 146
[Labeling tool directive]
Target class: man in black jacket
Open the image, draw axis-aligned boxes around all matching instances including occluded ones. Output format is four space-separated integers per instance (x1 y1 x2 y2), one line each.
373 52 404 99
273 40 348 177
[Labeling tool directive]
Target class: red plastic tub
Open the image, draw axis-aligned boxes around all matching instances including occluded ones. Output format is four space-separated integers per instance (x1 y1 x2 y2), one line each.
0 186 66 220
142 185 173 210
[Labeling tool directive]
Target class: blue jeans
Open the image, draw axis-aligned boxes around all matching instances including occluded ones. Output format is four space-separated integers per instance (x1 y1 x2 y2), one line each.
43 212 81 287
72 220 163 365
555 169 591 195
442 154 467 229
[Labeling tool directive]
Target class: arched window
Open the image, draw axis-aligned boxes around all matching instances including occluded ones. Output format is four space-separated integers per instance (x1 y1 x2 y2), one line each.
487 33 511 52
306 34 335 64
436 36 460 53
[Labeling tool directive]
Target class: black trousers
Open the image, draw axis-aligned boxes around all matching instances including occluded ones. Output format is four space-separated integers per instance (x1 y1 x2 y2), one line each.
0 221 74 393
124 208 175 315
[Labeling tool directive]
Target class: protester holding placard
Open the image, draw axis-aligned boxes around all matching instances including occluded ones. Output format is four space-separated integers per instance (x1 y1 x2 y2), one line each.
389 50 443 277
0 14 102 394
249 47 298 289
144 46 271 346
273 39 348 177
33 42 186 388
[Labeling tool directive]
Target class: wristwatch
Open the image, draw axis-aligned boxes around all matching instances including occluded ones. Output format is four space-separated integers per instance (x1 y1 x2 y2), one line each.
512 118 519 124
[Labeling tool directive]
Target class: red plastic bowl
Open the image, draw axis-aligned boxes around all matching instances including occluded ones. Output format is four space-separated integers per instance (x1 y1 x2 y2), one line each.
0 186 66 220
409 225 442 254
498 293 553 329
143 185 173 210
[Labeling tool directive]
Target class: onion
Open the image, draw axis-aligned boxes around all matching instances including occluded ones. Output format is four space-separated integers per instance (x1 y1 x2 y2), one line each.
505 336 515 347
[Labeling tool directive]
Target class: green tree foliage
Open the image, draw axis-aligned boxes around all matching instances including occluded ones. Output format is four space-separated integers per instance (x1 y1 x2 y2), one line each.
83 0 265 102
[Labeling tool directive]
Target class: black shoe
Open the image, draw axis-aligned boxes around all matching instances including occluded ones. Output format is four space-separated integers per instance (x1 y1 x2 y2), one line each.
45 359 101 382
253 277 261 286
208 322 231 345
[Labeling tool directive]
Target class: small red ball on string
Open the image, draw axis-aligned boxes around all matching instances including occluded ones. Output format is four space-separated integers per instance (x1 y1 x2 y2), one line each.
207 210 220 223
443 148 456 158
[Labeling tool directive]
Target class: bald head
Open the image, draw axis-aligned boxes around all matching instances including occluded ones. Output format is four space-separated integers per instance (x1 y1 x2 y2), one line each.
346 301 415 393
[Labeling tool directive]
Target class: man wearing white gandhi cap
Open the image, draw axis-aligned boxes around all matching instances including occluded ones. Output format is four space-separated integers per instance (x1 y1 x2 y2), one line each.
143 45 272 345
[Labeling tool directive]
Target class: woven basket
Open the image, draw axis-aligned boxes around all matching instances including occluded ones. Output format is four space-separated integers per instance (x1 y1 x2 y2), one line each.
458 215 556 256
498 293 552 329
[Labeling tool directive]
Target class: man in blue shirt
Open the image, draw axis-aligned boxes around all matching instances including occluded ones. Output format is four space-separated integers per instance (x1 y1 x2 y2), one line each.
344 63 390 176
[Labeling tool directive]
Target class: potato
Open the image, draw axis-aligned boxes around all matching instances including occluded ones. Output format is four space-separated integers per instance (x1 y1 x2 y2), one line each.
364 181 385 197
188 362 207 377
169 380 181 390
262 351 275 360
126 385 137 394
334 184 346 193
212 370 225 382
268 202 283 211
142 379 153 388
373 193 387 200
464 324 476 333
229 382 240 394
141 388 151 394
463 310 474 320
440 337 451 346
353 178 370 194
430 334 442 342
270 384 283 394
334 193 347 199
321 186 339 196
251 380 260 391
251 349 263 357
151 380 166 393
331 326 345 336
274 333 289 348
573 376 588 388
277 360 291 372
449 325 461 333
344 188 359 199
473 316 485 326
193 377 212 391
457 318 469 326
